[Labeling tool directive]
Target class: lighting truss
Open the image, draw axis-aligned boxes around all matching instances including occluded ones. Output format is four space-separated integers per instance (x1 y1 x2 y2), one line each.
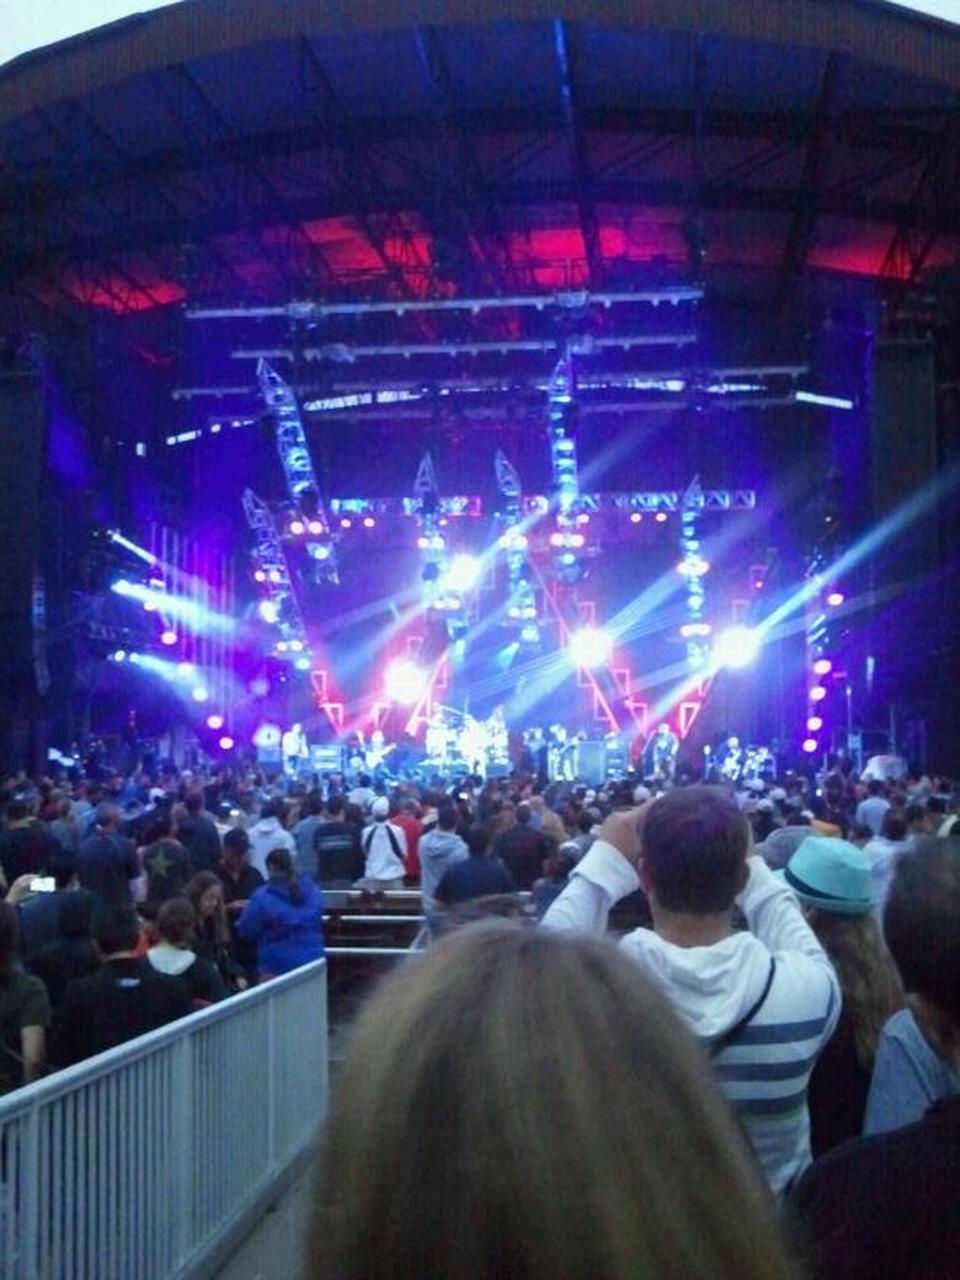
257 359 338 584
678 478 711 669
233 332 697 363
326 489 756 517
185 287 705 322
495 449 538 634
241 489 310 656
413 453 448 611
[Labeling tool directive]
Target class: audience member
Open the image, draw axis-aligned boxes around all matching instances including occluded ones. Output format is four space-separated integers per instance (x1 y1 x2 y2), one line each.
863 837 960 1134
175 791 221 873
435 824 516 907
862 808 912 916
492 800 552 890
779 837 904 1154
147 897 226 1006
247 797 296 877
29 894 101 1012
391 797 424 880
15 851 97 963
855 780 891 836
788 838 960 1278
236 848 324 980
355 797 407 893
312 796 364 887
186 872 246 992
53 905 190 1066
292 792 325 879
417 804 467 908
306 923 796 1280
0 796 60 886
142 809 193 906
532 848 575 919
544 788 840 1193
0 901 49 1093
76 803 140 907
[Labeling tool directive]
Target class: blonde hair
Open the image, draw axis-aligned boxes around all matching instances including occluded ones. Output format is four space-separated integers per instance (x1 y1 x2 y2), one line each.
809 910 904 1067
307 924 797 1280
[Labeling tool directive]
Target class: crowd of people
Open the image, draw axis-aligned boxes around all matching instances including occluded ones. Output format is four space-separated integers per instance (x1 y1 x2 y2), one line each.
0 754 958 1276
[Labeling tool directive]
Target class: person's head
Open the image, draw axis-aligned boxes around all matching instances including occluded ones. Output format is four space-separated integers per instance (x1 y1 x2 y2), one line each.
308 924 794 1280
155 898 196 950
577 811 594 835
221 827 250 869
96 905 142 957
325 794 344 820
782 837 903 1067
904 802 930 835
305 791 324 818
884 838 960 1038
880 809 909 843
0 902 19 976
266 847 303 903
867 779 886 797
515 801 532 826
464 824 492 859
48 850 79 891
371 796 390 823
640 786 750 917
184 792 204 816
58 893 96 942
186 871 225 922
261 797 286 824
94 801 121 832
436 804 458 833
4 797 31 825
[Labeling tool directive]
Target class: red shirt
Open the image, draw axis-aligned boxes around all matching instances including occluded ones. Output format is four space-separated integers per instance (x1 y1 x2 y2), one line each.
391 813 423 879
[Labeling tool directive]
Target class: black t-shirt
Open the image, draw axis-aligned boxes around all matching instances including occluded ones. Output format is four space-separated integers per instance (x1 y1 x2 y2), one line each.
787 1096 960 1280
77 832 140 906
313 821 364 885
0 967 51 1094
436 857 516 905
143 839 193 905
54 957 191 1066
176 814 221 873
0 824 60 884
30 939 101 1011
492 825 550 890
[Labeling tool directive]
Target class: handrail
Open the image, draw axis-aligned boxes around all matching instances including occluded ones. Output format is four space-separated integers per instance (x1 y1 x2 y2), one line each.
0 959 324 1121
0 959 328 1280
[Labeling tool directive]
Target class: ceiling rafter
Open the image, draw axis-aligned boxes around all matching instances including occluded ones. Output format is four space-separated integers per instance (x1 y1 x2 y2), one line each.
297 34 434 301
413 23 527 295
553 18 602 288
880 102 960 302
777 53 845 305
151 62 339 297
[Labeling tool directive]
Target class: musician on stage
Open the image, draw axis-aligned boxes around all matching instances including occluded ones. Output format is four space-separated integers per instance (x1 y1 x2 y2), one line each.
281 722 309 777
643 723 679 781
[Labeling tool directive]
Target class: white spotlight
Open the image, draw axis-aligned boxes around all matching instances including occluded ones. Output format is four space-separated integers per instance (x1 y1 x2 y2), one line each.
384 658 428 705
443 553 482 594
568 626 613 669
713 626 761 670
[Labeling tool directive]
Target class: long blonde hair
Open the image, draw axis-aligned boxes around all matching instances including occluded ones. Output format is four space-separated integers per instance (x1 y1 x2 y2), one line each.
307 924 798 1280
809 910 904 1067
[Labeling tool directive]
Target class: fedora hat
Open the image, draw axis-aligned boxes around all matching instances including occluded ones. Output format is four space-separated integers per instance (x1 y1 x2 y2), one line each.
776 836 873 916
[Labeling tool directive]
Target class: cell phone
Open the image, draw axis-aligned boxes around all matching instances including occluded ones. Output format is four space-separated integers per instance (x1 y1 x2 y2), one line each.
30 877 56 893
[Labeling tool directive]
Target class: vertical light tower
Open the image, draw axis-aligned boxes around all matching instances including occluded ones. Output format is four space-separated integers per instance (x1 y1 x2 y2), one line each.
547 346 585 583
495 450 538 641
257 358 338 584
678 476 711 668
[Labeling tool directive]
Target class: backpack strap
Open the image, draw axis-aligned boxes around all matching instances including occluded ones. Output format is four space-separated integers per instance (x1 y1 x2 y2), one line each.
707 957 776 1057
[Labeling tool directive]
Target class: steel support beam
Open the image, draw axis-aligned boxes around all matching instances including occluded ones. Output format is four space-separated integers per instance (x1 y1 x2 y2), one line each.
553 19 602 288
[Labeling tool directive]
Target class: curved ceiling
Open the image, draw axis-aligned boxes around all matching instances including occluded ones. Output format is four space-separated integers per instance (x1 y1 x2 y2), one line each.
0 0 957 320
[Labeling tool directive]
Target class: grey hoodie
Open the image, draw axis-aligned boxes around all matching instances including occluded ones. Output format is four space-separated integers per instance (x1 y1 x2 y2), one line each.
419 829 468 905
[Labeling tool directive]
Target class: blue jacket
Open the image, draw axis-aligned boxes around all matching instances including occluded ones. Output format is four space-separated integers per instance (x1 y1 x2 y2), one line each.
236 877 325 976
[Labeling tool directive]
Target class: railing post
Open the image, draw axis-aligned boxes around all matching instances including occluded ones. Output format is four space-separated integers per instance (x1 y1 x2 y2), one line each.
266 992 277 1168
173 1030 195 1272
19 1104 40 1280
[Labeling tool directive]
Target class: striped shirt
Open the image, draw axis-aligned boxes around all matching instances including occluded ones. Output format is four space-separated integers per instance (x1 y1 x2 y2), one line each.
543 843 841 1193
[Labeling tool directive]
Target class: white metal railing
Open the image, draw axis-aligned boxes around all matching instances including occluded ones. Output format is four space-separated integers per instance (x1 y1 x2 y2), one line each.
0 959 328 1280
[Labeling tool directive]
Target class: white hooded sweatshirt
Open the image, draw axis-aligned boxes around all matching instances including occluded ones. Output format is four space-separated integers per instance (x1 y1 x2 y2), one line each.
543 842 840 1194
